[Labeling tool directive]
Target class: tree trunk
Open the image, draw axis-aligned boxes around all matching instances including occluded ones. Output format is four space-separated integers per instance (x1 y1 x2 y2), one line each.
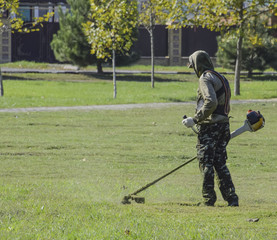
247 69 252 78
234 3 244 96
234 35 243 96
96 60 103 74
150 30 155 88
150 13 155 88
0 67 3 97
112 49 117 99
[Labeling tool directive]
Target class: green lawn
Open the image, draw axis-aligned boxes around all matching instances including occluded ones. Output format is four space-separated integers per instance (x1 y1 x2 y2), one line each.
0 103 276 239
1 71 277 108
1 60 277 73
0 62 276 239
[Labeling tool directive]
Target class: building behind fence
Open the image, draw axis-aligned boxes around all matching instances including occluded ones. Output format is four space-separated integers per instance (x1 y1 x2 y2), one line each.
2 0 275 66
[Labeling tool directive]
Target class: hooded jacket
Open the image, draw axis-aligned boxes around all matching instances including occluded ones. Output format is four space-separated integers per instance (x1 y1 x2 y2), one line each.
188 50 230 124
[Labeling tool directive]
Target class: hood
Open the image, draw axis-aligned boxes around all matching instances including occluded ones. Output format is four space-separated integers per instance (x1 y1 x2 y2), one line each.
188 50 214 77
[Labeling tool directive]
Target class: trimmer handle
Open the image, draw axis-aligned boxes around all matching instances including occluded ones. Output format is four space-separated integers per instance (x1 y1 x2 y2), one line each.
182 115 198 134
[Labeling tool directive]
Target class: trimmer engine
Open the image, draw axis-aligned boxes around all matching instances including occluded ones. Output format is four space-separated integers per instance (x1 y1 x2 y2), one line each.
247 110 265 132
230 110 265 139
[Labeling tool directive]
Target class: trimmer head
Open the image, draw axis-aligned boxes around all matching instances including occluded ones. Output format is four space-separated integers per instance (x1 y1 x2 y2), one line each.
121 195 131 204
132 196 145 204
121 195 145 204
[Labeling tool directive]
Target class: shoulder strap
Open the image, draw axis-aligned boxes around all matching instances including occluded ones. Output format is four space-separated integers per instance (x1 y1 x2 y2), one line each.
204 70 231 116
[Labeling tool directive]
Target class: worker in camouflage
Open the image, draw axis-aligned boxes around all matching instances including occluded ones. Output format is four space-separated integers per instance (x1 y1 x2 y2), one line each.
182 50 239 207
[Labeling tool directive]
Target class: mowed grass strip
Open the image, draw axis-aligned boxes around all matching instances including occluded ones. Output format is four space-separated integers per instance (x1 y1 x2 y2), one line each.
0 103 276 239
1 71 277 108
1 72 197 108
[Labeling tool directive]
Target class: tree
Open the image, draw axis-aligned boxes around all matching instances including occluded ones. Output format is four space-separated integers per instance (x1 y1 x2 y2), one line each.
1 0 21 96
138 0 172 88
217 19 277 77
172 0 277 95
0 0 53 96
83 0 138 99
50 0 103 73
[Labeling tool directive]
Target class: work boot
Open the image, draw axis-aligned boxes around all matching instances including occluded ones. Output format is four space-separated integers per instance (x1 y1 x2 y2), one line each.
203 191 216 207
227 197 239 207
228 201 239 207
204 202 214 207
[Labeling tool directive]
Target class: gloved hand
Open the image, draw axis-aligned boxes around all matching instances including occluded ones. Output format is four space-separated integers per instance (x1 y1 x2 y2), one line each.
182 117 195 128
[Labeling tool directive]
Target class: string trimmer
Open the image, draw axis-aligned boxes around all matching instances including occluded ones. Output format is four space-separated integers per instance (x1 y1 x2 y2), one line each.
121 110 265 204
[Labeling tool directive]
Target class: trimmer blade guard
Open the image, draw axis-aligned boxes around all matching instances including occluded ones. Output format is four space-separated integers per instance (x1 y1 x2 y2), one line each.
131 195 145 204
247 110 265 132
121 195 145 204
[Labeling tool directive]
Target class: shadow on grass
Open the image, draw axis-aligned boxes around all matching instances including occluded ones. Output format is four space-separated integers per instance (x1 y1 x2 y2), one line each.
241 74 277 81
159 96 196 102
159 97 184 102
3 75 48 81
74 73 187 82
3 72 188 83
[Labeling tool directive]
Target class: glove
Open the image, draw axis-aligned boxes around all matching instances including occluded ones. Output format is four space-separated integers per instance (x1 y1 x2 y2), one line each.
182 117 195 128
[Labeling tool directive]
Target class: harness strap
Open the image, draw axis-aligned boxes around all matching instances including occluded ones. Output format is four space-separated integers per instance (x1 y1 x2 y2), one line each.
204 70 231 116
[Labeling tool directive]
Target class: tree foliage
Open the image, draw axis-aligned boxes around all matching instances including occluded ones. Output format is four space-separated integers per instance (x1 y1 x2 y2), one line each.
171 0 277 95
84 0 138 98
1 0 53 33
84 0 138 60
217 18 277 76
139 0 172 30
0 0 53 96
50 0 99 69
139 0 173 88
173 0 277 32
1 0 20 31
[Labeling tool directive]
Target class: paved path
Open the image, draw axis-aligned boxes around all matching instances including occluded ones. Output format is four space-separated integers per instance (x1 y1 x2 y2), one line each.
0 67 211 75
0 99 276 113
2 67 277 76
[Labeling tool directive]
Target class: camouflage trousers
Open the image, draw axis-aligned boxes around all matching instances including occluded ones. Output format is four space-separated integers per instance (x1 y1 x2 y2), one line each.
197 122 238 206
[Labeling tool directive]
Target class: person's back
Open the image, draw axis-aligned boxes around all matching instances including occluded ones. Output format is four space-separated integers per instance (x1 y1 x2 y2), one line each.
188 50 231 124
183 50 239 207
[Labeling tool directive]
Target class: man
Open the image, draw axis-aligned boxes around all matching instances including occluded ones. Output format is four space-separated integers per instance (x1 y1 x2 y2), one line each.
182 50 239 207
